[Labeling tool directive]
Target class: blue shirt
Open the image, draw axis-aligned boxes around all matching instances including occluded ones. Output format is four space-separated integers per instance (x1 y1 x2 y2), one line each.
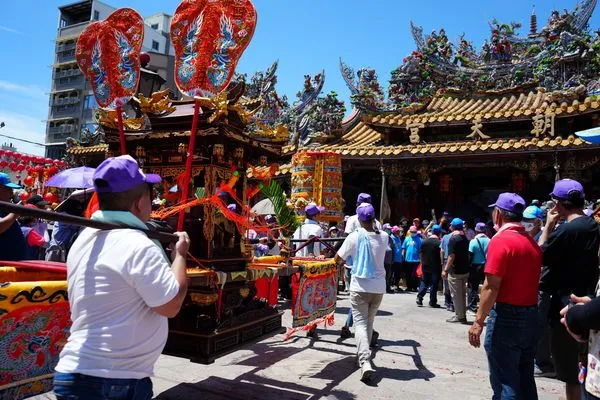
469 234 490 265
402 235 422 263
391 235 403 263
0 210 27 261
51 218 80 247
440 234 451 262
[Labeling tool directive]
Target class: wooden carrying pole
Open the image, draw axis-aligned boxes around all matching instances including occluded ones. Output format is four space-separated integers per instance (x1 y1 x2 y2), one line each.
0 201 178 244
116 104 127 155
177 99 201 231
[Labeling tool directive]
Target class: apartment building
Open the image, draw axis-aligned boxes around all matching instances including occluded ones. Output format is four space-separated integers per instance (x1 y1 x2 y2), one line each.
46 0 176 159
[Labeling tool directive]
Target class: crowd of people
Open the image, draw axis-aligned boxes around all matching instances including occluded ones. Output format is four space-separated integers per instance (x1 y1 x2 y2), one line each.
323 181 600 399
3 156 600 398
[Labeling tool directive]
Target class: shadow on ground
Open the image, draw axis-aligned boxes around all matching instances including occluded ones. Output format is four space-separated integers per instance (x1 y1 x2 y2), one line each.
156 332 434 399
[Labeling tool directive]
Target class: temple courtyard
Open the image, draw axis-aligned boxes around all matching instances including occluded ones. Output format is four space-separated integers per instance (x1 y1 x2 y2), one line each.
32 291 565 400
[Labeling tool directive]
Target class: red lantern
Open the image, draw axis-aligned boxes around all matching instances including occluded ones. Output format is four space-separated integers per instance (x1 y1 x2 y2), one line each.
5 151 13 159
439 174 452 193
35 165 44 173
35 156 44 164
23 176 34 187
511 173 526 193
21 155 29 163
16 163 25 172
0 160 7 168
12 152 20 160
0 149 4 156
44 158 53 165
53 159 61 165
8 162 16 171
48 166 58 175
44 192 54 203
15 174 21 180
19 191 30 202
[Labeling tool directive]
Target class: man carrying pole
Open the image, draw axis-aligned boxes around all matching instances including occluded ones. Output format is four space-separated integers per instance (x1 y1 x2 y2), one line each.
53 155 190 400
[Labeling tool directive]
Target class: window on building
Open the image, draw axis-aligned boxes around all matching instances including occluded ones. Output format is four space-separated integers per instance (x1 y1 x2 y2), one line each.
151 23 159 30
93 10 100 21
60 18 68 28
152 40 159 51
83 95 98 110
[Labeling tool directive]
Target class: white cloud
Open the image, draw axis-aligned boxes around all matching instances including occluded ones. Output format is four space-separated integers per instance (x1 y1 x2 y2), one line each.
0 80 46 100
0 111 46 156
0 25 22 35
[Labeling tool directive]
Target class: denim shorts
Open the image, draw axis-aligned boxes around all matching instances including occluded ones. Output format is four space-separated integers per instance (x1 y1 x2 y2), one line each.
54 372 152 400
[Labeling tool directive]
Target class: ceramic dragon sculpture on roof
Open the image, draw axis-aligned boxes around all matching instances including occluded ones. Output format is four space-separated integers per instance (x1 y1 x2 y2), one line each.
343 0 599 112
238 62 343 147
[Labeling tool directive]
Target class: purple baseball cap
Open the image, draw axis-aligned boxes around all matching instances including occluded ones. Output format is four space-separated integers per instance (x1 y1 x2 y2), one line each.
357 203 375 221
475 222 486 232
550 179 585 201
305 203 325 217
357 193 372 204
489 193 526 215
93 155 161 193
382 223 392 230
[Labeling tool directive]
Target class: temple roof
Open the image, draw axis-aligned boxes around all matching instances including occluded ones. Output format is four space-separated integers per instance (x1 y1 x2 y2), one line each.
371 90 600 128
314 134 596 159
66 144 108 155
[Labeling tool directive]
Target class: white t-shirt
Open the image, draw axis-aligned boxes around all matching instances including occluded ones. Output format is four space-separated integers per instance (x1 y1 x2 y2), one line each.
337 230 389 294
344 214 382 234
55 228 180 379
292 220 323 257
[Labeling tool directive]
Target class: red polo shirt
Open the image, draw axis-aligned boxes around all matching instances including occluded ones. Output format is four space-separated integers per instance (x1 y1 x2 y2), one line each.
485 223 542 306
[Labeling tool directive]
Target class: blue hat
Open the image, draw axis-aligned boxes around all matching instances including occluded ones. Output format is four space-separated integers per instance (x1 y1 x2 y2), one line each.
550 179 585 200
305 203 324 217
450 218 464 228
489 193 526 215
431 224 441 233
475 222 486 232
0 173 20 189
357 193 372 204
94 155 161 193
523 206 544 220
357 203 375 221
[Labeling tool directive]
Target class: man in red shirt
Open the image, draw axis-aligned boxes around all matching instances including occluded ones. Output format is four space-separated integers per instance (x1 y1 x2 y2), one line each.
468 193 542 400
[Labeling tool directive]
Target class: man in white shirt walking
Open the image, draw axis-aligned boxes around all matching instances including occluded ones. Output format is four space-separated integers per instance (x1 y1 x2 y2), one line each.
292 203 324 257
53 155 190 400
336 203 388 383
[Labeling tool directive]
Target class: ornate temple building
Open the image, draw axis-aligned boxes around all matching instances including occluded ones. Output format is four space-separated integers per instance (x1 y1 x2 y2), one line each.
290 0 600 221
67 1 600 222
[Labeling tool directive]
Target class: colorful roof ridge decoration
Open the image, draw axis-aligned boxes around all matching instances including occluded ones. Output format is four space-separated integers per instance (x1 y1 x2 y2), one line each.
66 144 109 155
315 135 597 158
370 90 600 127
340 0 600 114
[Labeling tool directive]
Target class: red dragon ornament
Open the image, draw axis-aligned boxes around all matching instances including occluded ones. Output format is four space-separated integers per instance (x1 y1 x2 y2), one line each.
171 0 257 97
75 8 144 109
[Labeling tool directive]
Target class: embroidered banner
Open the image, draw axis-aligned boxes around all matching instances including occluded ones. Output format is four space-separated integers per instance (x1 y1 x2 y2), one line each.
0 280 71 400
285 260 337 339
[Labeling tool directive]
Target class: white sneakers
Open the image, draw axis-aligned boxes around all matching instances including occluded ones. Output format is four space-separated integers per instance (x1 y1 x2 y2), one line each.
360 360 375 382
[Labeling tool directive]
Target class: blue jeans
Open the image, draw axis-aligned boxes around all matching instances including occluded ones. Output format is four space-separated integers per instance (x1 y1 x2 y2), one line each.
417 270 439 305
54 372 153 400
484 303 538 400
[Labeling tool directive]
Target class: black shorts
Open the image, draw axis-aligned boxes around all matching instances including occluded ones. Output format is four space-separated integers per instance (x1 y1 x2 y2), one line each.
551 322 586 384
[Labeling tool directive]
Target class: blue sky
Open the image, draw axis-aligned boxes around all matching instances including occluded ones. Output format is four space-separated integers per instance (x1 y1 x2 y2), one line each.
0 0 596 155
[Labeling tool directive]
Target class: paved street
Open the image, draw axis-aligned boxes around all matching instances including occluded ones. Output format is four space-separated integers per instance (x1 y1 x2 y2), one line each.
32 290 565 400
